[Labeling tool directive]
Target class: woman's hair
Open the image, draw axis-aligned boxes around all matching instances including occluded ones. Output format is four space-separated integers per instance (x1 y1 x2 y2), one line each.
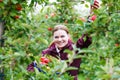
52 24 69 34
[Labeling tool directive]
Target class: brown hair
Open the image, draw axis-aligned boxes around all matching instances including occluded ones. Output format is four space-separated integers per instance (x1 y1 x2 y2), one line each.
52 24 69 34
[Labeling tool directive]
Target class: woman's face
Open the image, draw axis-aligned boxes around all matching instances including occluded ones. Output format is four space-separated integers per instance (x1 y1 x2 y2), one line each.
53 29 69 49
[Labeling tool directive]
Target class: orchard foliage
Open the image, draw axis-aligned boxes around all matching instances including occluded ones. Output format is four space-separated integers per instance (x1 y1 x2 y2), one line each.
0 0 120 80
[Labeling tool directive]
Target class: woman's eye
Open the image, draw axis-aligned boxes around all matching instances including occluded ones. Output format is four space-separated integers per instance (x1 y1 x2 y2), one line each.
61 35 65 38
55 36 59 38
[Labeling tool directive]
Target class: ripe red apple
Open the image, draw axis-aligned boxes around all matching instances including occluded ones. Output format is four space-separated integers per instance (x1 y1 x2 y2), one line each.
90 15 97 21
40 57 50 65
16 4 22 11
0 0 3 2
14 15 19 19
40 57 46 62
115 43 119 47
45 15 48 19
48 27 52 31
50 13 55 17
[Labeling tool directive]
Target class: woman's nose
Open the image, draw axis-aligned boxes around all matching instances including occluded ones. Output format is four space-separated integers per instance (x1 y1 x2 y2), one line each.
58 37 62 41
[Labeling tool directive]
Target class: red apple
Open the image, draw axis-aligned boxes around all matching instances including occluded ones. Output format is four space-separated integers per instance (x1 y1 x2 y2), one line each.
40 57 50 65
44 58 50 63
115 43 119 47
40 57 46 62
48 27 53 31
16 4 22 11
90 15 97 21
50 13 55 17
0 0 3 2
45 15 48 19
14 15 19 19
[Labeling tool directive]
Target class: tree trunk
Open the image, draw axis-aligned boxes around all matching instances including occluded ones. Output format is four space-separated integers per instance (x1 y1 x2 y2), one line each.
0 22 4 46
0 22 4 80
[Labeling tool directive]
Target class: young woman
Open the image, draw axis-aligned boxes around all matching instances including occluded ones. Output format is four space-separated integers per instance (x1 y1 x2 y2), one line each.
41 24 92 80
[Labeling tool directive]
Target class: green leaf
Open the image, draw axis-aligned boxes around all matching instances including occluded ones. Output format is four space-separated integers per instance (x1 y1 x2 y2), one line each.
3 0 8 4
78 74 85 80
74 55 85 59
60 61 67 74
39 38 48 45
65 66 78 71
85 4 89 8
90 0 94 5
11 0 18 4
78 49 96 54
76 19 84 26
13 51 25 57
112 75 120 79
102 74 111 79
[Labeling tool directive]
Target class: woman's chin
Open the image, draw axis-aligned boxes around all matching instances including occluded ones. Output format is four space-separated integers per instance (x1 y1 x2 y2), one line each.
57 45 65 49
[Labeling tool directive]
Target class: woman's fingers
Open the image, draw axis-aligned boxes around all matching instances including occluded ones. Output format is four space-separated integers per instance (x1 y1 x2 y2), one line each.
91 0 99 9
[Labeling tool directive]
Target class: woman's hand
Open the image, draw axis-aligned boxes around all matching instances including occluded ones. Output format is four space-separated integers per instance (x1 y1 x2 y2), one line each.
90 0 99 14
91 0 99 9
27 62 35 72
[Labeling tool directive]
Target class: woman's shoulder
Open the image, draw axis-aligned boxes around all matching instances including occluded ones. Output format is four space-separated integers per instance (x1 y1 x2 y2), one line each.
42 43 56 55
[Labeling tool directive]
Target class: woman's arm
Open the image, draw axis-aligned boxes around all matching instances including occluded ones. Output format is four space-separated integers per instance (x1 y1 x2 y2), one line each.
42 48 50 56
88 0 99 22
90 0 99 14
76 34 92 49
